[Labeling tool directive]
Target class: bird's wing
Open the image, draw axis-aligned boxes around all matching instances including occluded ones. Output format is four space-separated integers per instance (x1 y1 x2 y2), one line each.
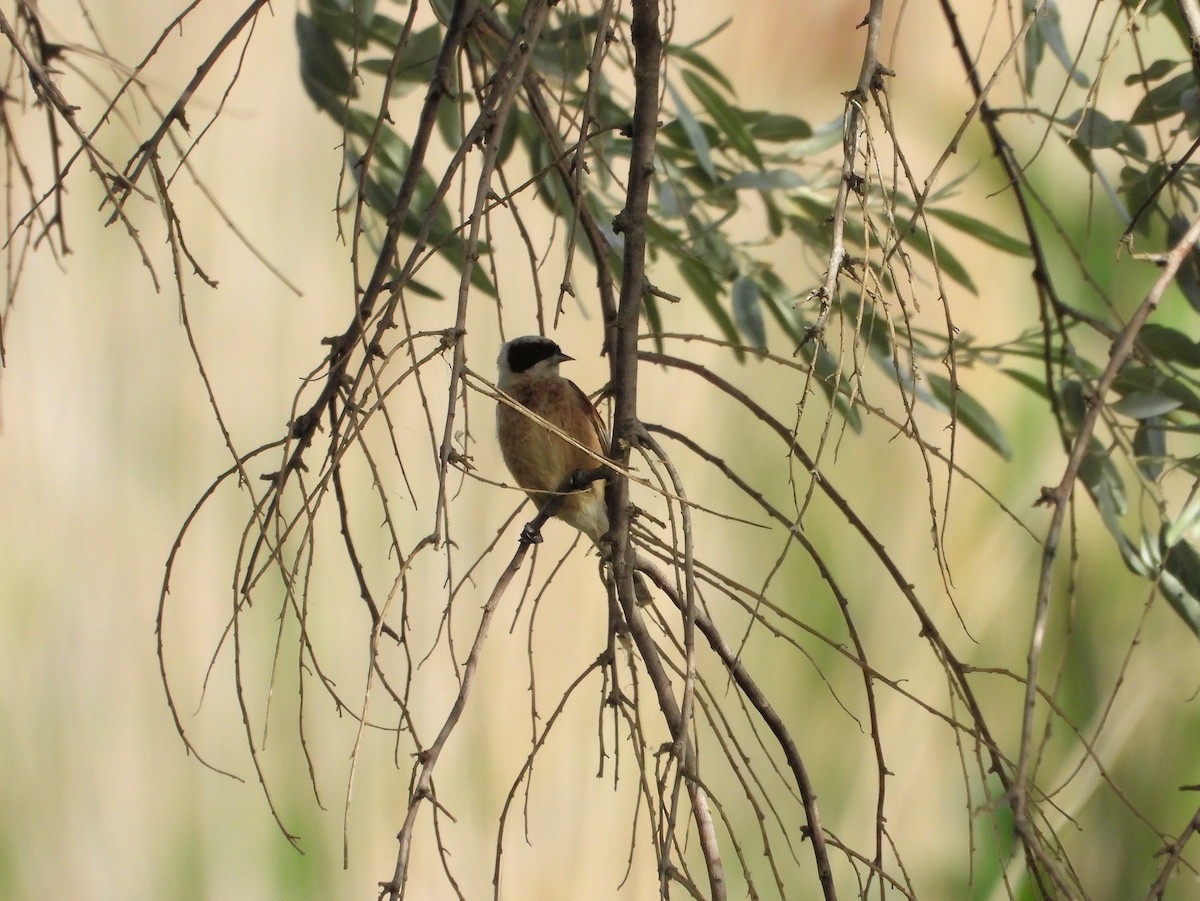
570 379 609 457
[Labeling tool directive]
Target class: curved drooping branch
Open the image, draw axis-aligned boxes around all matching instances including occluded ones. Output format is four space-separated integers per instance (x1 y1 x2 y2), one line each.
606 3 727 897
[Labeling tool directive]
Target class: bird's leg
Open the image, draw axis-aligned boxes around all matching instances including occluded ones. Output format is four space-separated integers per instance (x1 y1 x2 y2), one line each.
520 494 563 545
519 466 612 545
567 464 613 491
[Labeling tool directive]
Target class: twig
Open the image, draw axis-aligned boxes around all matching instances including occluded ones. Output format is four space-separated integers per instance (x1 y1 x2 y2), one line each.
800 0 888 347
1145 796 1200 900
381 541 531 900
1016 214 1200 846
635 557 839 901
609 3 726 898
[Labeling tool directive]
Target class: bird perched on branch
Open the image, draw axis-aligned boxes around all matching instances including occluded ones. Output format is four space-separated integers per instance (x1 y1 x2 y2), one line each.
496 335 610 543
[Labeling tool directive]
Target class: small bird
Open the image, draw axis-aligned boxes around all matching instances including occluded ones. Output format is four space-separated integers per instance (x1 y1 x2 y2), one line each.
496 335 609 543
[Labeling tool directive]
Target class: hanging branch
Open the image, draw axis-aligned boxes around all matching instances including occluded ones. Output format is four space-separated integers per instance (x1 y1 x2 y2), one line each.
380 541 534 901
608 2 727 897
800 0 889 346
1019 214 1200 846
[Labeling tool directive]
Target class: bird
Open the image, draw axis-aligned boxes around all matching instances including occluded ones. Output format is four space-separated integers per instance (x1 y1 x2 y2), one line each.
496 335 609 543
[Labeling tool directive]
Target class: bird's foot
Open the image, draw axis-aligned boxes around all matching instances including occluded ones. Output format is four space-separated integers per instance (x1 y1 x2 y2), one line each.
519 522 545 545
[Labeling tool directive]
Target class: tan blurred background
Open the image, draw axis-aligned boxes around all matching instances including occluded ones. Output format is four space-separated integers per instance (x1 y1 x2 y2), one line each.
3 2 1199 899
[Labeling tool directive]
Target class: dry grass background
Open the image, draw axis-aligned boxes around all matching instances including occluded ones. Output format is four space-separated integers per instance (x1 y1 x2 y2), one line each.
2 2 1199 899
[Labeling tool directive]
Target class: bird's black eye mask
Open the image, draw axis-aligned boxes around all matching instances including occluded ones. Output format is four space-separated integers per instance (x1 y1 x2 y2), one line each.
508 339 562 374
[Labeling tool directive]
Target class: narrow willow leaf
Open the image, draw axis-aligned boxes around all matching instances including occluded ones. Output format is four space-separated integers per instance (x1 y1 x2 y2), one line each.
311 0 371 47
678 257 742 353
665 80 716 182
1120 162 1167 237
1130 72 1193 124
723 169 805 191
1160 534 1200 636
1138 323 1200 368
681 70 764 169
1168 214 1200 313
747 112 812 142
731 275 767 348
1111 391 1183 419
656 177 692 218
1064 108 1125 150
1032 0 1089 87
839 294 892 360
1113 364 1200 413
1125 58 1180 85
757 279 802 344
1002 367 1050 399
802 340 862 432
1022 0 1044 93
1133 416 1166 481
926 208 1030 257
1078 437 1128 516
926 372 1012 458
906 224 977 294
296 13 354 117
376 23 443 85
1165 493 1200 548
666 43 736 94
784 118 845 158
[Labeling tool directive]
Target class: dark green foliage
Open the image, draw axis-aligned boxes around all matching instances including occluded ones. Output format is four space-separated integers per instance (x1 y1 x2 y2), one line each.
295 0 1200 636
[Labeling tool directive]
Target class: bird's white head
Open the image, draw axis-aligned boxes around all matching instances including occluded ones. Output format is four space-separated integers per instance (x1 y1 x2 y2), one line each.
497 335 574 388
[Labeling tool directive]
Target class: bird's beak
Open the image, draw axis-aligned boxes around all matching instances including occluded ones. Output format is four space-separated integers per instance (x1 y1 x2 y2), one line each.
551 352 574 365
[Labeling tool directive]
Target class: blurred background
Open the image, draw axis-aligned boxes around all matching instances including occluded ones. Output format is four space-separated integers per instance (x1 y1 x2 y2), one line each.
2 1 1199 899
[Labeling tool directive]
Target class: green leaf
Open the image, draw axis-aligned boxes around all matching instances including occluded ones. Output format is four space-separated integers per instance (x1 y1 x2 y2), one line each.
403 278 444 300
1159 534 1200 636
1023 0 1045 93
1111 391 1183 419
1165 493 1200 549
681 69 764 168
723 169 805 191
800 340 862 431
1168 214 1200 313
1002 367 1050 399
643 289 663 348
345 109 410 171
367 23 444 86
1130 72 1193 124
533 11 598 81
666 42 736 94
1112 364 1200 414
747 112 812 142
1133 416 1166 480
1138 323 1200 368
296 12 354 117
784 117 845 157
839 294 893 360
1119 162 1167 237
678 257 742 353
926 373 1012 458
926 208 1030 257
665 80 716 182
756 271 802 344
1063 108 1125 150
437 238 497 299
731 275 767 348
1125 58 1180 85
1027 0 1089 88
1062 379 1129 516
310 0 372 47
1081 440 1128 517
907 223 977 294
656 177 692 218
1119 120 1148 157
